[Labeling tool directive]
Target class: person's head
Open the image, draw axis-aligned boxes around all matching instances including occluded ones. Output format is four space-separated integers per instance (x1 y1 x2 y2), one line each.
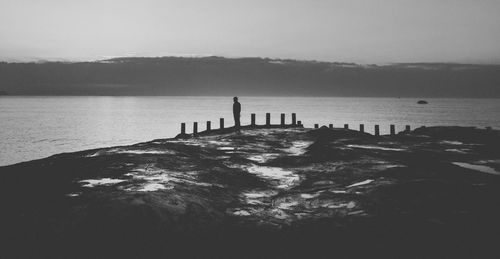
233 96 238 102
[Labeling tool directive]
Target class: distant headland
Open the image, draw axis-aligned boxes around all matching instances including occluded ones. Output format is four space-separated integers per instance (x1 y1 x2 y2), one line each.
1 56 499 97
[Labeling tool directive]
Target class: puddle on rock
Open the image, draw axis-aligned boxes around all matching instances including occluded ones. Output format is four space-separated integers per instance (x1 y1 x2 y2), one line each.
218 147 236 151
453 162 500 175
277 201 299 210
270 208 290 220
300 193 321 199
246 165 300 189
322 201 356 209
243 190 278 199
348 210 365 216
87 149 176 157
80 178 126 187
347 145 405 151
329 190 348 194
241 190 278 205
247 153 280 163
284 141 313 156
484 159 500 164
233 210 251 216
124 168 212 192
136 183 172 192
113 149 176 155
446 149 469 154
441 141 464 145
346 179 374 188
373 164 406 170
85 152 101 157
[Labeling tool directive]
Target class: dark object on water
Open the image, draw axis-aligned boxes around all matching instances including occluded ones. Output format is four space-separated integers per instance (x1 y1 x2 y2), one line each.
417 100 428 104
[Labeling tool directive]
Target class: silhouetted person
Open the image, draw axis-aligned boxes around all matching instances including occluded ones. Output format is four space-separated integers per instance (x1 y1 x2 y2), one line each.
233 96 241 130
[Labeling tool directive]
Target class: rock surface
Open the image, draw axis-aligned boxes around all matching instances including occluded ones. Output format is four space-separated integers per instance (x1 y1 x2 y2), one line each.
1 126 500 258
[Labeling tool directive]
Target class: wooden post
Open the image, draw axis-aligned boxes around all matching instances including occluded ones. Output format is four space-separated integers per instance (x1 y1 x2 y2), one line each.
292 113 297 125
206 121 211 131
266 113 271 126
359 124 364 133
251 113 256 126
220 118 224 129
405 125 411 132
375 125 380 136
297 120 302 126
344 124 349 129
314 124 319 129
390 124 395 135
193 122 198 135
329 124 333 129
281 113 285 125
181 123 186 134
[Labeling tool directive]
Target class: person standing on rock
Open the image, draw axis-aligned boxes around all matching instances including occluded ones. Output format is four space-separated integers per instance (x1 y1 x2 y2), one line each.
233 96 241 130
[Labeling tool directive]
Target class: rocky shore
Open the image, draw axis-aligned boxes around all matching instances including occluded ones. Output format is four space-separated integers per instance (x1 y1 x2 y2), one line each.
1 126 500 258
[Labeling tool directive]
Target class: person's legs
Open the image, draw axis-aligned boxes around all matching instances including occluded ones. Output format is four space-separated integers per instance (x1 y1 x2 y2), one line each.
234 114 240 129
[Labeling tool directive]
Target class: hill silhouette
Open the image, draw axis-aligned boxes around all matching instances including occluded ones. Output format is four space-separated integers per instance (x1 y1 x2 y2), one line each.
0 56 499 97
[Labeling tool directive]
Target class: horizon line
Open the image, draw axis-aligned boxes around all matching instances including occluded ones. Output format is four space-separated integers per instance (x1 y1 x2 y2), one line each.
2 55 500 66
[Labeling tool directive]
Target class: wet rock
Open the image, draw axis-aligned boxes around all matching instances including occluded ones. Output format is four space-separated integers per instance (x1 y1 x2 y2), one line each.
1 126 500 258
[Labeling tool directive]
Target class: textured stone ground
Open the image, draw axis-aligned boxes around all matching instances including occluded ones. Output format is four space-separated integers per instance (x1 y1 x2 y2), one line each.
1 126 500 258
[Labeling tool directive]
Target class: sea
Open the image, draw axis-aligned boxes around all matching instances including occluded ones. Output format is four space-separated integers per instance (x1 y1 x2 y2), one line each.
1 96 499 166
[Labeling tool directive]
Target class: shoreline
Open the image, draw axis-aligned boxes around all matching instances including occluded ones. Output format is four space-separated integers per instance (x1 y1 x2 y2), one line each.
2 123 497 168
2 97 499 167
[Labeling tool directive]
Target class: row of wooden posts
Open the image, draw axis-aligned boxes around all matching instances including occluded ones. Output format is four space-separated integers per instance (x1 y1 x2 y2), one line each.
313 123 411 136
181 113 299 135
180 112 411 136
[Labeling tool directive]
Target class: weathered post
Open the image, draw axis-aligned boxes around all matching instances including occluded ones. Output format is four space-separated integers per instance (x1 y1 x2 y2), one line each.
181 123 186 135
314 124 319 129
329 124 333 129
266 113 271 126
292 113 297 125
297 120 302 126
359 124 364 133
390 124 395 135
251 113 256 126
281 113 285 125
206 121 211 131
193 122 198 135
405 125 411 132
374 125 380 136
344 124 349 129
220 118 224 129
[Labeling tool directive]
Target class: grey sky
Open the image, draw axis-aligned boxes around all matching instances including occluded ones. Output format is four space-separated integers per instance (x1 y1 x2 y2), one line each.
1 0 500 63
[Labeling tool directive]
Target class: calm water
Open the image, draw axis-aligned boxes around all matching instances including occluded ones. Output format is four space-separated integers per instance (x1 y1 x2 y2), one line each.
1 96 499 166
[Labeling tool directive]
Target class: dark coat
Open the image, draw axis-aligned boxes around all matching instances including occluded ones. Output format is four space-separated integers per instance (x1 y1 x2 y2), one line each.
233 101 241 115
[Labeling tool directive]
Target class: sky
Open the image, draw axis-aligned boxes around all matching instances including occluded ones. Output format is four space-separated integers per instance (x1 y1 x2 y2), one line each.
1 0 500 63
